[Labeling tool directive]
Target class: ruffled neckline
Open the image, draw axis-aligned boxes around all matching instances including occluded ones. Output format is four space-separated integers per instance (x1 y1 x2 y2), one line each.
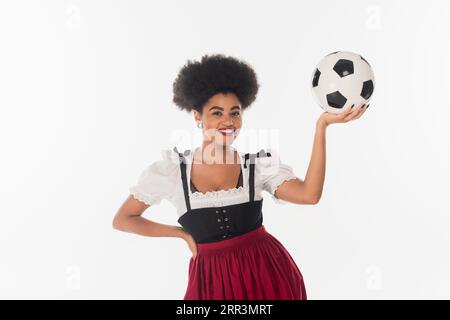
184 147 248 199
166 146 276 200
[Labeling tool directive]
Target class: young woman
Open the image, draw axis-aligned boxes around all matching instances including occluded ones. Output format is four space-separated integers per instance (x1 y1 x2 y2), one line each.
113 54 368 300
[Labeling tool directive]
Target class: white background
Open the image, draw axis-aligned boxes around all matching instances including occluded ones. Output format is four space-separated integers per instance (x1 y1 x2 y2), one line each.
1 0 449 299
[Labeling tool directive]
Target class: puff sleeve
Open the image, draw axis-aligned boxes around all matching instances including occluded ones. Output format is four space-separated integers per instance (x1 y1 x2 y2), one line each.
129 149 180 206
257 149 300 205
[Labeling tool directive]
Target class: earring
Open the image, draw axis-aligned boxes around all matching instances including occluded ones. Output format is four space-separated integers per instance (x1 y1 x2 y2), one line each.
196 121 203 128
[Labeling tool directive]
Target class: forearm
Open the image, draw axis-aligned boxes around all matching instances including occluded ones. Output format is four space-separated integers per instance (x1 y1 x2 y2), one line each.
304 119 328 201
115 216 186 239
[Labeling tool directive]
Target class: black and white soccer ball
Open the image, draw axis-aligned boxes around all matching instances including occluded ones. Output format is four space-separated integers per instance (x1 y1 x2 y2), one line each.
311 51 375 114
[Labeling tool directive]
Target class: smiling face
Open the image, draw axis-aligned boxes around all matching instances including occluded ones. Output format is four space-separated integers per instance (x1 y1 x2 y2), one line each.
194 92 242 149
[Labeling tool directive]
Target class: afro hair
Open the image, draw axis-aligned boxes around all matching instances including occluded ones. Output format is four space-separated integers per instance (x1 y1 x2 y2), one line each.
172 54 260 114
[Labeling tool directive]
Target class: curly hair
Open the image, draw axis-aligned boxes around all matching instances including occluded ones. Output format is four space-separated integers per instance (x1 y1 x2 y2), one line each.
172 54 260 114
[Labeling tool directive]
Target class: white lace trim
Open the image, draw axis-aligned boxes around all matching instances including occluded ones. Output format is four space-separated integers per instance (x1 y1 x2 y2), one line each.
129 186 160 206
189 185 248 200
271 176 299 204
187 185 250 209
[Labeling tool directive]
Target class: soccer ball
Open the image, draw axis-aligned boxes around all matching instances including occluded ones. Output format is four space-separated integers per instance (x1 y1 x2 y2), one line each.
311 51 375 114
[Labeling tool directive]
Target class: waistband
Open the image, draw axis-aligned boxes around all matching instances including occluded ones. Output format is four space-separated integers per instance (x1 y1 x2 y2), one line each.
195 225 269 256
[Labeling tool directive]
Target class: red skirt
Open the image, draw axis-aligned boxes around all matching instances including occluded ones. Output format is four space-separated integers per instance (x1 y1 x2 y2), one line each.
183 225 307 300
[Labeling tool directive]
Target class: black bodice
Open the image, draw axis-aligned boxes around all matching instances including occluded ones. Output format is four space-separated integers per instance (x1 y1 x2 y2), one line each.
173 147 271 244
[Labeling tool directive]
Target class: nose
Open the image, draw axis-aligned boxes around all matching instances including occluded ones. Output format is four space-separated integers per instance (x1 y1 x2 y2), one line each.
222 116 234 126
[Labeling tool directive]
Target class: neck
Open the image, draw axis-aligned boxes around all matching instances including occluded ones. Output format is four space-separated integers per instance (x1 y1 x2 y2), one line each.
195 141 237 165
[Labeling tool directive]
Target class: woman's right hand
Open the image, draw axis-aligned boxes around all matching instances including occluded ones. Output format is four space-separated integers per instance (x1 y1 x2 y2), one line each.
181 230 198 258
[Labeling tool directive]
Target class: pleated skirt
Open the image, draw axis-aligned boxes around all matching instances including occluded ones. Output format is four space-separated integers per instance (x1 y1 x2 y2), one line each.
183 225 307 300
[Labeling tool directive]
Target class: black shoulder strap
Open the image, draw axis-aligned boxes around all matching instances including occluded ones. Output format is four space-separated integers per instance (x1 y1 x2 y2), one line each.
173 146 191 211
176 147 271 206
244 149 272 202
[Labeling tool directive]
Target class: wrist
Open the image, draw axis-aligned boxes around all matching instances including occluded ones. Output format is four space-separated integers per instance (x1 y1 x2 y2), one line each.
316 118 328 129
174 226 188 240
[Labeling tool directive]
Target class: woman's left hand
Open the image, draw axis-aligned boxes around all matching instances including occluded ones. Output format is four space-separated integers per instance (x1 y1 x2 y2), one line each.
318 103 369 127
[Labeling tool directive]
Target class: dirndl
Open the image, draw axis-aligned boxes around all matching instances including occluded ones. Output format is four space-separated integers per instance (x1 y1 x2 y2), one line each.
183 225 307 300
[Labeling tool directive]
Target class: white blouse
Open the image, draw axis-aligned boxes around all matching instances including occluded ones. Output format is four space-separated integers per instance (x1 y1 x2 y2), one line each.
129 148 300 218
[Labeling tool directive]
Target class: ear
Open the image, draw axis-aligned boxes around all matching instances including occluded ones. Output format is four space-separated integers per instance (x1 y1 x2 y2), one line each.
193 110 202 122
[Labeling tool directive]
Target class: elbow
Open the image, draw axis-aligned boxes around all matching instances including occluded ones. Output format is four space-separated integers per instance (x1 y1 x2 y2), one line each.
293 196 320 205
112 216 125 231
307 195 321 205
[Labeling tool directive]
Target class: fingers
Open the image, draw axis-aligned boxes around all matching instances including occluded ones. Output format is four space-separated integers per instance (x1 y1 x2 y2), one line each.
339 104 354 118
340 104 357 121
354 104 369 120
343 103 367 121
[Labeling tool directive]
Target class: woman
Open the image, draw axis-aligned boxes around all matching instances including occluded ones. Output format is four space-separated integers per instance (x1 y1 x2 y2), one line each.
113 54 368 300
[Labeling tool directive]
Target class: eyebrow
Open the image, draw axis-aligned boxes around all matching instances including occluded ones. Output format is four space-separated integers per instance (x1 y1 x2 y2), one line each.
209 105 241 111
